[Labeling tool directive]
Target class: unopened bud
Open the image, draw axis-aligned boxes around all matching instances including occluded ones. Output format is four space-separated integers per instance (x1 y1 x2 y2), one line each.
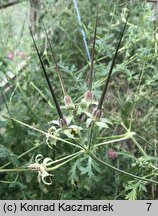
59 117 68 128
84 90 93 103
92 109 102 121
64 95 73 108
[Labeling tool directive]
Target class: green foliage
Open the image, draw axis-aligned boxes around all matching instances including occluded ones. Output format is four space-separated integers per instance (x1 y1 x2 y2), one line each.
0 0 158 200
69 155 101 189
125 180 147 200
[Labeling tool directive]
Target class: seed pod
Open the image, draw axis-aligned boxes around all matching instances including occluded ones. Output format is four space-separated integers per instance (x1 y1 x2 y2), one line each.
84 90 93 104
97 13 129 111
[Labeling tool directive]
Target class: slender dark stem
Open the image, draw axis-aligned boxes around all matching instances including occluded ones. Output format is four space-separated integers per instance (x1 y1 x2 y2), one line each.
42 22 66 96
0 0 23 9
88 11 98 91
29 27 63 119
97 13 129 110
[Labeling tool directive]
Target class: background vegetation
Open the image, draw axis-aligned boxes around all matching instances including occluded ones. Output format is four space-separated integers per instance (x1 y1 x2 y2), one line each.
0 0 158 200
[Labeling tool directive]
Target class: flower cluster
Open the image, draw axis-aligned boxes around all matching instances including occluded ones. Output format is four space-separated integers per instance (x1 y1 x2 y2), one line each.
107 149 117 160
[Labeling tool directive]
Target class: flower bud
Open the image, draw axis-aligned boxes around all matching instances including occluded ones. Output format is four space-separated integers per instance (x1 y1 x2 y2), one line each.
84 90 93 103
107 149 117 160
64 95 73 108
92 108 102 121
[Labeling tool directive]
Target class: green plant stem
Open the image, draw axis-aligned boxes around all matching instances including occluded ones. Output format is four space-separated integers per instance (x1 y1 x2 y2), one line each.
46 151 83 166
17 85 37 117
121 123 147 156
97 133 127 140
47 152 82 171
0 168 28 173
95 131 135 147
1 92 15 127
95 135 129 147
122 124 157 169
88 122 94 149
131 136 147 157
30 81 54 109
89 152 158 184
0 143 43 169
0 174 19 184
3 115 84 150
0 152 82 175
16 85 47 131
123 54 138 66
129 61 145 130
136 133 158 151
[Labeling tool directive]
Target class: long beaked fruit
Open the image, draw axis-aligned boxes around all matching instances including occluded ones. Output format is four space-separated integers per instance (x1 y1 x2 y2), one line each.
29 27 63 119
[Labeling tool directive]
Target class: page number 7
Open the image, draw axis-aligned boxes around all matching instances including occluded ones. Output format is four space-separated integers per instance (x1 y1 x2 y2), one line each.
146 203 152 211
